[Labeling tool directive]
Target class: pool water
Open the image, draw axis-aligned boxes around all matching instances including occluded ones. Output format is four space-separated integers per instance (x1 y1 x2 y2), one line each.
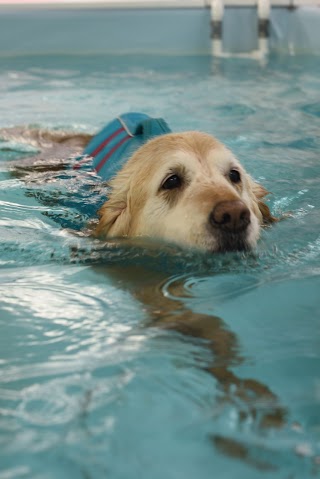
0 54 320 479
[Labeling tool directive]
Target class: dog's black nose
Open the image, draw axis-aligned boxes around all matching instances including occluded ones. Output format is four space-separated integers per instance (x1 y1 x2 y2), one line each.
210 200 251 233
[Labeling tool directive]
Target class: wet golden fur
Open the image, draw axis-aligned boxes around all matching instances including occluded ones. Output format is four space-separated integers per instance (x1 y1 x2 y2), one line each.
95 131 275 251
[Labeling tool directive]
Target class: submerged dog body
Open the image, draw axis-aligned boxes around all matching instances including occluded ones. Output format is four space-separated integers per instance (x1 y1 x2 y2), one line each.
95 131 274 252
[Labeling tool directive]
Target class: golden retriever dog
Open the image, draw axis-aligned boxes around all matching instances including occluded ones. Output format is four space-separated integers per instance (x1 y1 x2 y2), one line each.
0 124 276 253
2 122 275 252
94 131 275 251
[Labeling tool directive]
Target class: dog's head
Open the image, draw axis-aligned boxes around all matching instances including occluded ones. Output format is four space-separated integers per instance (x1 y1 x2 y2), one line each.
94 131 275 252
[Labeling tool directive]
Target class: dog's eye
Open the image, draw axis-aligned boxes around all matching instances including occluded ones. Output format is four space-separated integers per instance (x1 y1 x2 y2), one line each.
229 169 241 183
162 174 182 190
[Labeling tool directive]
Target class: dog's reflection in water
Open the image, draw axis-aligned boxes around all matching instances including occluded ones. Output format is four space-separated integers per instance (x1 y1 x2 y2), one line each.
94 262 286 472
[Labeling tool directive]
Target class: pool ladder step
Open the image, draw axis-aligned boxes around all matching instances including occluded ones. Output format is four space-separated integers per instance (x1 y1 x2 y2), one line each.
211 0 270 59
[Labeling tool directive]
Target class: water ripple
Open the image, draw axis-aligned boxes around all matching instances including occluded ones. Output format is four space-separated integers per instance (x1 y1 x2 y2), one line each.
0 54 320 479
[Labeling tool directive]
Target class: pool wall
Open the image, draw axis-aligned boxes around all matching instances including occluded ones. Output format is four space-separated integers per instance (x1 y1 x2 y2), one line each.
0 4 319 55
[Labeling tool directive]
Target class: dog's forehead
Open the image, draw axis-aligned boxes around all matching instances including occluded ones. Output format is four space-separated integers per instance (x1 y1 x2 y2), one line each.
182 144 234 163
156 144 238 175
129 131 240 184
206 146 239 169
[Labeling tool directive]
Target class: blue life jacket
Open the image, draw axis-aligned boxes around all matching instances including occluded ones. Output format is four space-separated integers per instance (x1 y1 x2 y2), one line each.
74 112 172 182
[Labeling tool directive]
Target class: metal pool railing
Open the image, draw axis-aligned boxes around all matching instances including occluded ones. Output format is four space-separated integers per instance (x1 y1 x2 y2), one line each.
0 0 320 57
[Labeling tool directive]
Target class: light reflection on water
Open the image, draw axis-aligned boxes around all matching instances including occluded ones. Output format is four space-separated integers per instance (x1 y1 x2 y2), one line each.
0 54 320 478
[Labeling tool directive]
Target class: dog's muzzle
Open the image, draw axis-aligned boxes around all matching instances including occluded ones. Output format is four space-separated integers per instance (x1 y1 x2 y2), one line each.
209 200 251 252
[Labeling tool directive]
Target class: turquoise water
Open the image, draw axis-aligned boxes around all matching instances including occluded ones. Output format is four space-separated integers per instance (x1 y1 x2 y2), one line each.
0 54 320 478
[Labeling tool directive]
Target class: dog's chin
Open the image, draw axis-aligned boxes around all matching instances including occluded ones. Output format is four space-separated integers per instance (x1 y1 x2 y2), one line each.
210 232 252 253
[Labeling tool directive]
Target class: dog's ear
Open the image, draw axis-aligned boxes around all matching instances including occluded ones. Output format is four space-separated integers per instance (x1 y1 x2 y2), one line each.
94 199 130 238
251 182 278 225
94 176 132 238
